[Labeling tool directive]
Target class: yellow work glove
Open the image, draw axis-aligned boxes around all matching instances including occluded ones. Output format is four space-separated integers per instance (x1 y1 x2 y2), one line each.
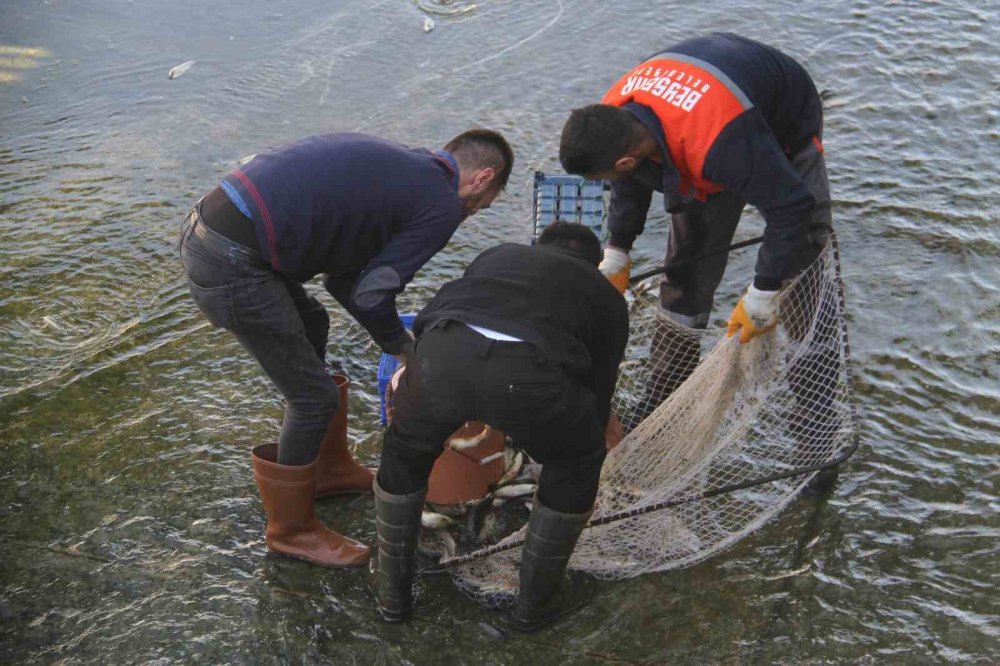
726 284 780 343
599 246 631 294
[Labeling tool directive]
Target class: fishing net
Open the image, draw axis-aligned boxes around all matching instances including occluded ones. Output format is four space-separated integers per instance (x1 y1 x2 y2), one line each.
434 234 858 607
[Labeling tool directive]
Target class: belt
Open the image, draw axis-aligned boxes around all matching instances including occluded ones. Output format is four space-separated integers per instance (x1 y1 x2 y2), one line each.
199 186 260 251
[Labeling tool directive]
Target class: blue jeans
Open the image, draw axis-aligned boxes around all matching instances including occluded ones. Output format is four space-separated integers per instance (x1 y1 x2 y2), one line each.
178 203 337 465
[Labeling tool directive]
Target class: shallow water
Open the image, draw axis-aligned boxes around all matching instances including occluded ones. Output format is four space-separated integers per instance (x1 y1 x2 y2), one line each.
1 0 998 663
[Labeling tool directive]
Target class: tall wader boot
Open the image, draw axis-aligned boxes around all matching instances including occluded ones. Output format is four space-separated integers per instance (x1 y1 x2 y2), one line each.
370 477 426 623
315 374 375 498
509 498 593 633
251 444 371 567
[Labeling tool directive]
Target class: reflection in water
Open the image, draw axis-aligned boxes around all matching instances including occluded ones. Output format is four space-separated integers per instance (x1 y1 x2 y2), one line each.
1 0 998 663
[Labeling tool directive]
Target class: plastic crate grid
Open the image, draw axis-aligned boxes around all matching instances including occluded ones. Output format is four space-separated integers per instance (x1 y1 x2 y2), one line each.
531 171 607 242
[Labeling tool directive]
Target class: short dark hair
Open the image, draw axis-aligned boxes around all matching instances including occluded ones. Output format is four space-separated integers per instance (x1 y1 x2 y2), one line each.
537 221 602 266
559 104 639 175
444 128 514 191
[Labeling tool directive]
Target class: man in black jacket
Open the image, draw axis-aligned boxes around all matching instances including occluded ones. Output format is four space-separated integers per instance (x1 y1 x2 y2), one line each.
369 222 629 631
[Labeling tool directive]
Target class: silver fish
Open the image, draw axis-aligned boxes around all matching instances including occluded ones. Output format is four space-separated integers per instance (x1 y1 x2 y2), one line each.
421 511 455 530
167 60 196 80
450 423 492 451
237 154 257 166
496 451 524 486
494 483 535 499
478 450 504 465
418 529 456 559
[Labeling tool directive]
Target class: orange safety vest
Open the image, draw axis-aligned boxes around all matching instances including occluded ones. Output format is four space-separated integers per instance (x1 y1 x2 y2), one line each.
602 53 753 201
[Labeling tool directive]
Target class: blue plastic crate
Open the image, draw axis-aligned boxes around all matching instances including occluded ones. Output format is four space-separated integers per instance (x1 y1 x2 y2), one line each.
377 313 417 425
531 171 606 242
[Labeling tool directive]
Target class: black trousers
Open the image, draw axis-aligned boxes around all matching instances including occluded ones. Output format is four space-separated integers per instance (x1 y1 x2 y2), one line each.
377 322 607 514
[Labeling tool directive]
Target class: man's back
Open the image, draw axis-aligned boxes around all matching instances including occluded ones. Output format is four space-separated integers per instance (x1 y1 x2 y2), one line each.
414 242 628 421
658 33 822 152
223 133 463 281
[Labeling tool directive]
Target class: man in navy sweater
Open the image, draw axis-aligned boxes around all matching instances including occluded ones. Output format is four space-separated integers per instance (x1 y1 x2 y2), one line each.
178 130 513 567
559 34 840 493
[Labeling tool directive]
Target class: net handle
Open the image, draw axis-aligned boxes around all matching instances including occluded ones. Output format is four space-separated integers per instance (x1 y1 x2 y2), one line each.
628 236 763 284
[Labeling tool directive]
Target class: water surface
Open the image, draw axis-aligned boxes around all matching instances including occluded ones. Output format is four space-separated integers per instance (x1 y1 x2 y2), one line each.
1 0 998 663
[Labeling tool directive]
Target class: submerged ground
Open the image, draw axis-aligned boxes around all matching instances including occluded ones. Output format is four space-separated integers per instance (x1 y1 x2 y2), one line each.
1 0 998 663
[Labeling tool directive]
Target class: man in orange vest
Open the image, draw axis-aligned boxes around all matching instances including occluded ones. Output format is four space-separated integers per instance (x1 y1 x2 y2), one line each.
560 33 838 493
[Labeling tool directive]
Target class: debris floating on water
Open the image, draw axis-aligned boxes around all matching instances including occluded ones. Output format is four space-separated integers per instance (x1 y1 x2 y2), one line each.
496 451 524 486
422 16 435 32
494 483 535 499
478 450 504 465
450 423 491 450
167 61 196 80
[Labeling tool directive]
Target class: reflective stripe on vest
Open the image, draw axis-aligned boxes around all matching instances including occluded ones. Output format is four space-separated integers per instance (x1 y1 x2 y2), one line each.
602 52 753 199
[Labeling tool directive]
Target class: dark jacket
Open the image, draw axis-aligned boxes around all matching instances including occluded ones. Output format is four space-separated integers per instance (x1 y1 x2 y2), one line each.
414 243 630 428
603 33 823 289
221 133 464 354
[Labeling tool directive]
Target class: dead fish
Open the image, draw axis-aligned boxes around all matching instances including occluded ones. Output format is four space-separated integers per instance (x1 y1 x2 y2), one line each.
496 451 524 486
450 423 491 451
167 60 196 80
476 510 517 545
422 16 435 32
517 462 542 483
438 530 456 557
494 483 535 499
237 154 257 166
478 450 504 465
421 511 455 530
418 529 456 559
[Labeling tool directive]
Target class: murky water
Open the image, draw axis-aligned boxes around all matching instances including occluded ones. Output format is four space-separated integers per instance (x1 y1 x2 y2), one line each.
2 0 998 662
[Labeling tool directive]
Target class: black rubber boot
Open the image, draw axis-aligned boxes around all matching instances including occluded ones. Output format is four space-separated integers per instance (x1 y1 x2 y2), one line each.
508 499 593 633
369 478 426 623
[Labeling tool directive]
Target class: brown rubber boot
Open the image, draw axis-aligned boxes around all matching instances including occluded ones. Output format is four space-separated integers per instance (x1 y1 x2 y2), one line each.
315 374 375 498
251 443 371 567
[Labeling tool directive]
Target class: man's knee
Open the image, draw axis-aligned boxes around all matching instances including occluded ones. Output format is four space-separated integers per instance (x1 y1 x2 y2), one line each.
537 447 606 514
378 428 440 495
289 373 339 421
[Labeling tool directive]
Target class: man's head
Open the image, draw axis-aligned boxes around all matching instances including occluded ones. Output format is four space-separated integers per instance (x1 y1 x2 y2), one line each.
537 221 602 266
445 129 514 217
559 104 649 181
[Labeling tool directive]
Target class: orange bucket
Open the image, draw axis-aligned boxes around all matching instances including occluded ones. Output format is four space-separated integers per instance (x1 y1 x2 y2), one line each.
427 422 506 506
386 368 506 506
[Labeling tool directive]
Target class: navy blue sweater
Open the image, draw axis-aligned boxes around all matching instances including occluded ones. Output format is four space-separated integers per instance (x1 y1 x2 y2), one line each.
222 133 464 355
607 33 823 289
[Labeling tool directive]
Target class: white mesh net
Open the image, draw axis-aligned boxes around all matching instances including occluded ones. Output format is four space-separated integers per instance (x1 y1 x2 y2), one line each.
431 236 857 607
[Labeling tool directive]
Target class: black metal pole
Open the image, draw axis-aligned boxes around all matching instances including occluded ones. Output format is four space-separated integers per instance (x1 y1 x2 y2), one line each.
628 236 764 284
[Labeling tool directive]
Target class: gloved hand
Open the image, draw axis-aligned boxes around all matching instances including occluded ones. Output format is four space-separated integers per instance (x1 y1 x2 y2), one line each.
726 284 780 343
599 247 631 294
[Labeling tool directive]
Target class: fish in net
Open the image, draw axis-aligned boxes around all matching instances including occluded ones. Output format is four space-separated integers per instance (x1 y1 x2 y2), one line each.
429 234 858 608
